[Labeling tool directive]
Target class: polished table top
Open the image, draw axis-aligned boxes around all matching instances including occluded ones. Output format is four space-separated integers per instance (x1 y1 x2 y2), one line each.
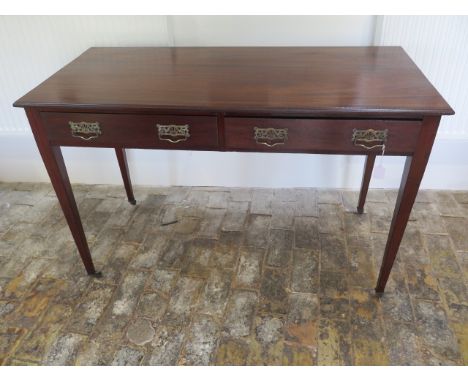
14 47 453 117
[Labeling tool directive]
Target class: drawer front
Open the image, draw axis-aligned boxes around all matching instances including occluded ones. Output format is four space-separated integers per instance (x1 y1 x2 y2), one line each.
224 118 422 155
40 112 218 149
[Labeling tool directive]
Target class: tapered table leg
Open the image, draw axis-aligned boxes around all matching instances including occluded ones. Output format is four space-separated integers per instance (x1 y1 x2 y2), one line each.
115 148 136 205
375 116 440 294
26 108 100 276
357 154 376 214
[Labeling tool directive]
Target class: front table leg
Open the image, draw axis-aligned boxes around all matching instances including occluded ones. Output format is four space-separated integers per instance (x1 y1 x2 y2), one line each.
375 116 440 294
26 108 100 276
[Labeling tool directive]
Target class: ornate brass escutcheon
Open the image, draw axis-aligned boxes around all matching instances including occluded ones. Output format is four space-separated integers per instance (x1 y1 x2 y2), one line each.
253 127 288 147
69 121 102 140
352 128 388 153
157 124 190 143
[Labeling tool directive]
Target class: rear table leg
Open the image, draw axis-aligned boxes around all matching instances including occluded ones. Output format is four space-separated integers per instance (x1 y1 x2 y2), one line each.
115 148 136 205
357 154 376 214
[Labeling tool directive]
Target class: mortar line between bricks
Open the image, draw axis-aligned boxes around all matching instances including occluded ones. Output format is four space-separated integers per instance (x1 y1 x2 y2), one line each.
414 224 467 351
441 230 468 287
5 270 63 332
62 278 100 335
87 240 143 341
316 211 323 365
423 230 468 289
4 326 35 365
216 241 256 362
228 210 271 359
342 210 356 366
175 273 208 365
87 263 149 365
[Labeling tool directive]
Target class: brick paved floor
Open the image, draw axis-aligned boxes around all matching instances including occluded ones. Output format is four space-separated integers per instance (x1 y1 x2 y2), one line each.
0 182 467 365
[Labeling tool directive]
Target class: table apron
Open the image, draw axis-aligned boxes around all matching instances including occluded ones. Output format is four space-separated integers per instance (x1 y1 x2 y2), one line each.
39 111 422 156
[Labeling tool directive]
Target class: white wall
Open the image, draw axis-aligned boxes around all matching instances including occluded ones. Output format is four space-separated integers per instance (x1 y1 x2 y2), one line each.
169 15 376 46
0 15 467 190
374 16 468 190
0 16 170 134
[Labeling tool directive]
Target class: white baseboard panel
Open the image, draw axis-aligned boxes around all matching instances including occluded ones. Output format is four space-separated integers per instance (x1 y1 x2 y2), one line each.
1 134 468 190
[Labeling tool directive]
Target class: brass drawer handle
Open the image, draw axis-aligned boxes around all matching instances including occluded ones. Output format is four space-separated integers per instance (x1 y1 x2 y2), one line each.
157 124 190 143
69 121 102 140
254 127 288 147
352 128 388 151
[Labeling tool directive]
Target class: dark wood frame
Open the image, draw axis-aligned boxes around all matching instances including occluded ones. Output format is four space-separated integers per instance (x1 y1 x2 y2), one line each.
24 107 443 293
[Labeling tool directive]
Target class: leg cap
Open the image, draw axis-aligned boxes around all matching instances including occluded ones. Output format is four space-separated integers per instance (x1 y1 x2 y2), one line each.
128 199 136 205
89 271 103 278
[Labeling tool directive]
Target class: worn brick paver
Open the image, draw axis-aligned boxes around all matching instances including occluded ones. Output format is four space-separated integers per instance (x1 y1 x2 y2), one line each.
0 182 466 365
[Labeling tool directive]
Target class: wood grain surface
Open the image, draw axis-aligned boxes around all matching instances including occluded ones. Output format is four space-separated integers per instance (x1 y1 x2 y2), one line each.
14 47 454 117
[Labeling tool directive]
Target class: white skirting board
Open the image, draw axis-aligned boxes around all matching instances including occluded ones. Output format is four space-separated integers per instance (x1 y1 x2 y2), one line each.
1 134 468 190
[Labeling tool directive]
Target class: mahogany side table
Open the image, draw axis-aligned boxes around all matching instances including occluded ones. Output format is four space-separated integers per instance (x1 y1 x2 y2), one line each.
14 47 454 294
